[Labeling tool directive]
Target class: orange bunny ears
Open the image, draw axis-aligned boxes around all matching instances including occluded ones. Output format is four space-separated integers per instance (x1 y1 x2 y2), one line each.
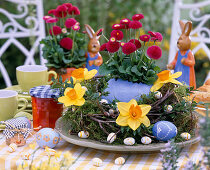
84 24 104 40
179 20 192 36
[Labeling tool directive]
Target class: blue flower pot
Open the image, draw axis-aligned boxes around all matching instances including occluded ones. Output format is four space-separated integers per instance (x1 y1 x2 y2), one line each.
102 79 152 103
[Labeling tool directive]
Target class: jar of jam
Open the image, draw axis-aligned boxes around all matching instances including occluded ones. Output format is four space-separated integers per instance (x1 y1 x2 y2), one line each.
30 85 63 130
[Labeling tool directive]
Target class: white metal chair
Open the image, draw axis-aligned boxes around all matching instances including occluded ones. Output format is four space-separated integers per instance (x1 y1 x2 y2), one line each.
0 0 45 87
169 0 210 81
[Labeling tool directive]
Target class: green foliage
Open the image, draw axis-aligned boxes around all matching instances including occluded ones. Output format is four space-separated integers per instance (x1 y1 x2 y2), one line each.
40 32 86 69
99 51 161 85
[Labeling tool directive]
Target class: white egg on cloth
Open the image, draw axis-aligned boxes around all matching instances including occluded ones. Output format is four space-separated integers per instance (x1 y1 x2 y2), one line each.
92 158 103 167
115 157 125 165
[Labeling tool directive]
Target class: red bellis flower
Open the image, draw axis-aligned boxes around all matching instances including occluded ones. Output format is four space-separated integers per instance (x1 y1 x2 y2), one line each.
129 21 142 29
46 17 58 23
148 31 156 37
100 43 107 51
65 18 77 28
140 35 151 42
110 30 124 40
60 38 73 50
68 6 80 15
151 32 163 42
54 5 67 18
129 39 141 49
122 42 136 55
106 41 120 53
49 26 62 36
147 45 162 60
132 14 144 21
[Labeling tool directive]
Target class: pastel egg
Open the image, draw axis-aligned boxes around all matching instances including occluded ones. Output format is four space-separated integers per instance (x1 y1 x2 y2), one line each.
166 105 173 112
124 137 135 145
78 131 89 139
100 99 108 104
8 143 17 152
141 136 152 144
21 152 31 160
180 132 191 140
107 133 116 143
115 157 125 165
92 158 103 167
36 128 60 149
152 121 177 141
155 91 162 99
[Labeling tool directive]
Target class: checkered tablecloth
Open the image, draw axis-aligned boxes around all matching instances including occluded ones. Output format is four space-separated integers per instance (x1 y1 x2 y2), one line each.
0 132 203 170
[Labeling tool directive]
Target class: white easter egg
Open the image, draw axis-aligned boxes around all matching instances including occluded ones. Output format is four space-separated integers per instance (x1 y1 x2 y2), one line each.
109 109 114 114
100 99 108 104
21 152 31 160
166 105 173 112
8 143 17 153
180 132 191 140
124 137 135 145
92 158 103 167
107 133 116 143
141 136 152 144
155 91 162 99
115 157 125 165
78 131 89 138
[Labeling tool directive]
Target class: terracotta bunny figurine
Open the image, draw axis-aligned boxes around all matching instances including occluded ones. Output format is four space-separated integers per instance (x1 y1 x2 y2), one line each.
84 24 103 72
167 20 196 89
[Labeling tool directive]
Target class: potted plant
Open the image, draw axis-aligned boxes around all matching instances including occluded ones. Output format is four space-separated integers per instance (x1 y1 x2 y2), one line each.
40 3 86 81
99 14 164 102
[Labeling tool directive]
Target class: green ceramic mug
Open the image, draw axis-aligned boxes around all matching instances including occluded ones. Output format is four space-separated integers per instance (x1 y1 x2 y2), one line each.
16 65 57 92
0 90 28 121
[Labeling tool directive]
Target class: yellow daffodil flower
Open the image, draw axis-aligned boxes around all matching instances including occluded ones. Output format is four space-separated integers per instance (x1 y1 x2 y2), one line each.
150 70 182 92
58 83 85 106
71 68 97 82
116 99 151 131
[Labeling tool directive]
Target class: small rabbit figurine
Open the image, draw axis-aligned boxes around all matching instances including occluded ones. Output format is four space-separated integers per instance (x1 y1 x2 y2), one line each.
167 20 196 89
84 24 103 72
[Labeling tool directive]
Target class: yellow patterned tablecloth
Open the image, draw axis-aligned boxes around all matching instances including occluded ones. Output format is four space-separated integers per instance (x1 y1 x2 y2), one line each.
0 133 203 170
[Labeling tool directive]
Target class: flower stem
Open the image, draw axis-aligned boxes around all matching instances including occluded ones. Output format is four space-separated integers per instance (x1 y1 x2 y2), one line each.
71 31 75 55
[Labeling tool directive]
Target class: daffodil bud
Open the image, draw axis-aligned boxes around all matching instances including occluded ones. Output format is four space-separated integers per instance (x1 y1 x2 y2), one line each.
155 91 162 99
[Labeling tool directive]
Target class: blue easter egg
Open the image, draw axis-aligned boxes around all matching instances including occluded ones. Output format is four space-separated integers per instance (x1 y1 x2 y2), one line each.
36 128 60 148
152 121 177 141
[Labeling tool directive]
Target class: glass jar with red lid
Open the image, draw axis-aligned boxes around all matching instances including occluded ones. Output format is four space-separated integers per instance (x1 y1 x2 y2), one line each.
29 85 63 131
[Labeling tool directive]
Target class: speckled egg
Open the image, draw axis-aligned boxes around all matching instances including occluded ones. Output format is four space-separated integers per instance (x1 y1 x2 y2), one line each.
21 152 31 160
165 105 173 112
124 137 135 145
92 158 103 167
152 121 177 141
115 157 125 165
155 91 162 99
8 143 17 152
36 128 60 148
141 136 152 145
78 131 89 139
107 133 116 143
180 132 191 140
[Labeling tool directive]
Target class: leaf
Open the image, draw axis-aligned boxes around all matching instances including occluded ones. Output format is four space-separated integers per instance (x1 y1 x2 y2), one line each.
99 64 113 75
131 66 142 76
118 66 126 73
79 49 86 56
146 70 155 77
62 55 72 64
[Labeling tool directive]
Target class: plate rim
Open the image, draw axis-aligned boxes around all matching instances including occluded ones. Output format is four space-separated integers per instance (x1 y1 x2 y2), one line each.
55 117 200 153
